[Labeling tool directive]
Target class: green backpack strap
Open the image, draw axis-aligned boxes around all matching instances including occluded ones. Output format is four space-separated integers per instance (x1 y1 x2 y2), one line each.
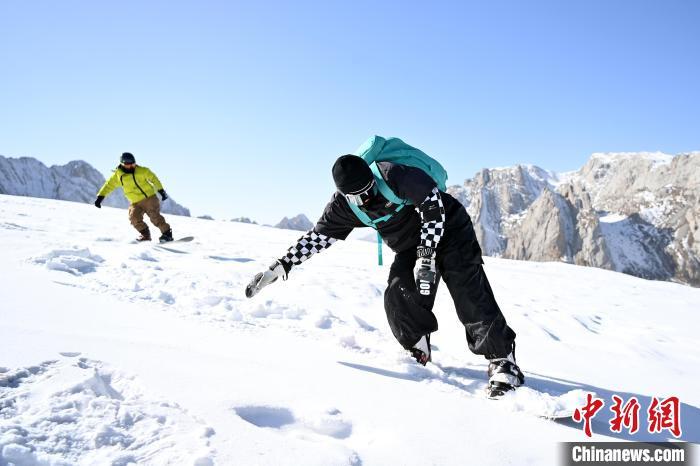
346 166 407 266
346 165 408 228
350 134 449 266
369 162 404 205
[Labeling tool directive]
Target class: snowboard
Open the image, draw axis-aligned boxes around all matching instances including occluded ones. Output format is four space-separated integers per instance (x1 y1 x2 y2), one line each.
484 383 586 419
165 236 194 244
153 236 195 254
130 236 194 245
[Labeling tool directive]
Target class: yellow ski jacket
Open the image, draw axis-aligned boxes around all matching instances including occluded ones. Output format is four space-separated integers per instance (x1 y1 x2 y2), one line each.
98 165 164 204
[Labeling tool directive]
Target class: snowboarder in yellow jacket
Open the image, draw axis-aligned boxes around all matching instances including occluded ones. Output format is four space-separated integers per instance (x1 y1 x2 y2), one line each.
94 152 174 242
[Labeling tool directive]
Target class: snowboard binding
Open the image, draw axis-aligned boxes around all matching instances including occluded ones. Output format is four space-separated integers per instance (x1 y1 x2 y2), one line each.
486 356 525 399
159 229 174 243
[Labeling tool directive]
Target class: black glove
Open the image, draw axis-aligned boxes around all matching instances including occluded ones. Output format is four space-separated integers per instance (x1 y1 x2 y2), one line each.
414 247 437 297
158 189 168 201
94 196 104 208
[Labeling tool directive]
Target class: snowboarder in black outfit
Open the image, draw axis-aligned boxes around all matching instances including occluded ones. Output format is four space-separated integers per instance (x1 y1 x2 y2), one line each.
245 137 524 396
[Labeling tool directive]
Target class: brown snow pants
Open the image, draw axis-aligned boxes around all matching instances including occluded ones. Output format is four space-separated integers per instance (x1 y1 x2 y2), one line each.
128 195 170 233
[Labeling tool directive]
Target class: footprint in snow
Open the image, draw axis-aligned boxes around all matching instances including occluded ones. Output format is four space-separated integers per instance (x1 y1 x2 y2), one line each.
133 251 158 262
0 360 57 388
158 291 176 305
234 406 295 428
315 313 334 329
233 405 353 439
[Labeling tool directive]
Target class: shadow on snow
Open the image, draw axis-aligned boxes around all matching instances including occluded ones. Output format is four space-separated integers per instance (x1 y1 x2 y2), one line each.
338 361 700 443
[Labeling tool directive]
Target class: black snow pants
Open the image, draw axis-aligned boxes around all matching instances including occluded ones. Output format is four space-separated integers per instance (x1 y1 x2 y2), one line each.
383 208 516 360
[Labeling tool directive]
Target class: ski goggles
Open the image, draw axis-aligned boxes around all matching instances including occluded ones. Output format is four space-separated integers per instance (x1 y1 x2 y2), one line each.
343 179 377 206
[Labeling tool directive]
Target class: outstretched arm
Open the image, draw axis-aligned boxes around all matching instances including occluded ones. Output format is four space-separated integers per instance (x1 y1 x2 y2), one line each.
245 229 339 298
278 229 338 274
245 192 360 298
97 171 120 198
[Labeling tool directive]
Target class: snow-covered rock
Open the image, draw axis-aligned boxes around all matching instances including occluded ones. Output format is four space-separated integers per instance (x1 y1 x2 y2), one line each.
449 152 700 287
0 155 190 216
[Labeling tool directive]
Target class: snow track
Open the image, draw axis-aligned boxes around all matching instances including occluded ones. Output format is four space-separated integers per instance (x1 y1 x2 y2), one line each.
0 355 214 466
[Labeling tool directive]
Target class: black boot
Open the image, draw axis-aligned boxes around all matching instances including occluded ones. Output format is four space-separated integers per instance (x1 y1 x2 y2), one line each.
410 334 431 366
486 344 524 398
159 229 174 243
137 228 151 242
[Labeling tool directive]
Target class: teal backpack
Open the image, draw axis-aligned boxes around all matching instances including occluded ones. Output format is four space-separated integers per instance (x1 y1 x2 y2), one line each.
349 135 448 265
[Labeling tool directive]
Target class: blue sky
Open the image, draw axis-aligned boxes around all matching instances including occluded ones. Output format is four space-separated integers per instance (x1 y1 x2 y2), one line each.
1 0 698 224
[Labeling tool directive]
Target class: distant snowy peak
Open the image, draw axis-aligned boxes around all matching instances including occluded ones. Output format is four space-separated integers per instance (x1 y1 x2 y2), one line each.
449 164 559 209
275 214 313 232
0 155 190 216
448 151 700 287
589 151 674 166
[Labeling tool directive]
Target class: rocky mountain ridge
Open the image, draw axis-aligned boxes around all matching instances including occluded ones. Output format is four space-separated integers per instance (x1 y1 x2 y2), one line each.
447 151 700 287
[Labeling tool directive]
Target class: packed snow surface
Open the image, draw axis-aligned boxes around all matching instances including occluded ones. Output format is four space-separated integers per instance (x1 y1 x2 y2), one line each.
1 194 699 465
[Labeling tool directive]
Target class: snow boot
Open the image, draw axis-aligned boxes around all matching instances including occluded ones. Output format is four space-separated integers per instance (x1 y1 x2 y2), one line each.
410 334 431 366
159 229 174 243
487 346 524 398
136 228 151 242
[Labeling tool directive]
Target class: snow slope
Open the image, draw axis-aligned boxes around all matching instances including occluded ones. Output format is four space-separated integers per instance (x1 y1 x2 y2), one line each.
1 194 699 465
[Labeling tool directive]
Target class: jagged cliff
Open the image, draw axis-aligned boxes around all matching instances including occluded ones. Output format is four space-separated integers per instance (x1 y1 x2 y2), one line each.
448 152 700 287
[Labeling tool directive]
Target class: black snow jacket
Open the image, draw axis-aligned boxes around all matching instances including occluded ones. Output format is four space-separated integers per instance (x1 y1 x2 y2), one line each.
277 162 483 274
315 162 469 252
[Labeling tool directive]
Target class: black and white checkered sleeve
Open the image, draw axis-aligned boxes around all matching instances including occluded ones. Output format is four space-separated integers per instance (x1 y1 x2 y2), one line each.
279 229 338 271
416 187 446 254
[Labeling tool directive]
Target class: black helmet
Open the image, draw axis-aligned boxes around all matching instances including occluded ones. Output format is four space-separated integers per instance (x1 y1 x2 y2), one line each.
332 155 373 194
120 152 136 164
